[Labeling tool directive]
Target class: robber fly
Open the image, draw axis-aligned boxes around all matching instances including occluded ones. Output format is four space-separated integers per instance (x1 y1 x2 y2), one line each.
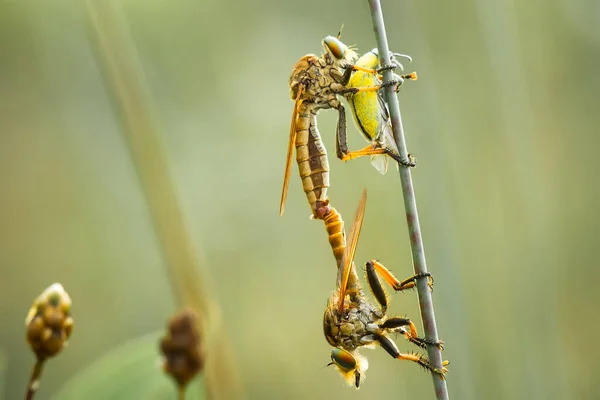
343 49 418 174
279 34 356 218
322 189 448 388
280 32 410 218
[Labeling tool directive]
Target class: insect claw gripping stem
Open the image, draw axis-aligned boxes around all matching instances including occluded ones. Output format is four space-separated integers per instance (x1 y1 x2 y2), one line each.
409 336 445 351
385 148 416 168
377 63 396 73
380 79 401 89
394 350 448 379
398 272 434 292
414 353 449 379
434 361 451 379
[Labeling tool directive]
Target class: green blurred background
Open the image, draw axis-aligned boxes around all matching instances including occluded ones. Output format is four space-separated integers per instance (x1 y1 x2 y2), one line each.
1 0 599 399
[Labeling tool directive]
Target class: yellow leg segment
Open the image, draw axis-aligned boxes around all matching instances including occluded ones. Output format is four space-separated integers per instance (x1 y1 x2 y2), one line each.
352 65 378 74
397 353 449 378
371 260 434 292
340 144 388 161
352 85 383 93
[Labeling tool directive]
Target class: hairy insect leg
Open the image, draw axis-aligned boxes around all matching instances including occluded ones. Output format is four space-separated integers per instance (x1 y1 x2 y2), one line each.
377 335 448 379
376 64 396 73
366 260 443 349
380 317 444 350
382 148 416 168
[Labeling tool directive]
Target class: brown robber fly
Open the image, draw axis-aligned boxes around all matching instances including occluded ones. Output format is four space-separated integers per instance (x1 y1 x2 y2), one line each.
322 189 448 388
280 33 413 219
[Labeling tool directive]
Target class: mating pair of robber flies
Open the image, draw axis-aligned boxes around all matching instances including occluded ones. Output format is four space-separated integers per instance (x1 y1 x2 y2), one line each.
279 31 449 389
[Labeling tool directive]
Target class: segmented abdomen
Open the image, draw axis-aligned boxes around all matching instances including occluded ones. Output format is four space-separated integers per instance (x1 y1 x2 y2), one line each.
322 206 345 266
295 106 330 216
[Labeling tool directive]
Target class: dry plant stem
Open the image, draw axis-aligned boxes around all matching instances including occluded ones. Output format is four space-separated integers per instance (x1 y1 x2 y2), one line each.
179 385 185 400
24 359 45 400
84 1 243 399
368 1 449 399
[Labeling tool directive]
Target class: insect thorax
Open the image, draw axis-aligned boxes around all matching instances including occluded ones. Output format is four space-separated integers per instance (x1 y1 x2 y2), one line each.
323 293 382 351
289 54 345 107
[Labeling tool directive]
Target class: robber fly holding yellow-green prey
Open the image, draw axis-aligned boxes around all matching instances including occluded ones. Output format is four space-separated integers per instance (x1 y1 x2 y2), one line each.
342 49 418 174
323 189 448 388
280 34 357 218
281 32 414 217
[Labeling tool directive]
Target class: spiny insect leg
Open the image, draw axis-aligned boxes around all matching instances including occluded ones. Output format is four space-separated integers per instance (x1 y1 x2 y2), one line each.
378 335 449 379
380 318 444 350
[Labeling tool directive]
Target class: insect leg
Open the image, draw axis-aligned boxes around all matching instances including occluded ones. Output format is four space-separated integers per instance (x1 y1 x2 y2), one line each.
383 150 416 168
333 98 403 165
377 335 448 378
334 102 349 160
368 260 433 292
338 64 355 86
338 144 390 162
366 260 443 350
365 260 391 312
338 64 404 86
334 103 414 168
336 80 401 96
380 317 444 350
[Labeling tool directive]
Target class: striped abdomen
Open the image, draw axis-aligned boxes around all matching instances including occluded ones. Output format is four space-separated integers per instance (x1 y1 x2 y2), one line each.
322 205 345 266
322 204 361 290
295 105 330 217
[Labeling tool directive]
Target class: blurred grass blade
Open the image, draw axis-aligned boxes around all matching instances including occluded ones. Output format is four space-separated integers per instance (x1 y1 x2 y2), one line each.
83 1 243 398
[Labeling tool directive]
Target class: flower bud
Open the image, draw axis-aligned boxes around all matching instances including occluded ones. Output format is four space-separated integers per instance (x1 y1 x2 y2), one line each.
25 283 73 361
160 308 204 389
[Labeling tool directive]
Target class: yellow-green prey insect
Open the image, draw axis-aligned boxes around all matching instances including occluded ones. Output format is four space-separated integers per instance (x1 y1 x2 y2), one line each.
342 49 417 174
318 30 417 170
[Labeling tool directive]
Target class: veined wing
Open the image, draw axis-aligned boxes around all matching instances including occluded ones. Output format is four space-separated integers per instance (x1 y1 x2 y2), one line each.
376 91 401 158
337 188 367 312
279 84 304 216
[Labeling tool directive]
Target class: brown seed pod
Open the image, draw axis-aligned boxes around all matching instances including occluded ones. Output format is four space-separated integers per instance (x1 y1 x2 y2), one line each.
160 308 204 389
25 283 73 361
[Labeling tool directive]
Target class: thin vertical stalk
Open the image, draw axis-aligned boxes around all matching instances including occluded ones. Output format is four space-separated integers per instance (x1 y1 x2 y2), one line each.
367 1 449 399
24 359 45 400
84 1 243 398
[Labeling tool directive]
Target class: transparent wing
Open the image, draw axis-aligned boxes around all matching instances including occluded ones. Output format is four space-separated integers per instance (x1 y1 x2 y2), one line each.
279 84 304 216
376 91 401 158
369 154 389 174
337 188 367 312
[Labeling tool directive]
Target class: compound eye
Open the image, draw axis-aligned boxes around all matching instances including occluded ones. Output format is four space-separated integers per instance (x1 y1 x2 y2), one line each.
323 36 346 60
330 348 356 372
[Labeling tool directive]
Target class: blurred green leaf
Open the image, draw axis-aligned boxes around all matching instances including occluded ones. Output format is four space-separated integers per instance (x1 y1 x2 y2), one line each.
52 332 204 400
